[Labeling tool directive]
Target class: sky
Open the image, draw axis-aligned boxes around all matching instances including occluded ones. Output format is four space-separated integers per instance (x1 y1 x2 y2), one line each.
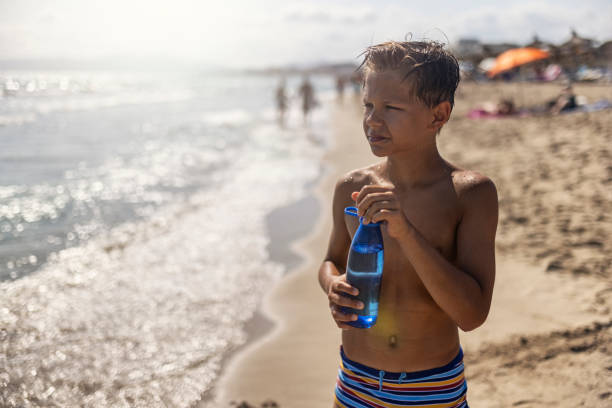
1 0 611 68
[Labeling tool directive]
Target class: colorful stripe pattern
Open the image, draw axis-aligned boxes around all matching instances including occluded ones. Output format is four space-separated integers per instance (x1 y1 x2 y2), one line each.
334 346 468 408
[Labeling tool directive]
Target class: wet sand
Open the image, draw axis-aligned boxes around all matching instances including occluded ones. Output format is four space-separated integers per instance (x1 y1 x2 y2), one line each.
209 83 612 408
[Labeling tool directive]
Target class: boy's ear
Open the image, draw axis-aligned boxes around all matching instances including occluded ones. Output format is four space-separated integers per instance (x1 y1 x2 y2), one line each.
428 101 452 132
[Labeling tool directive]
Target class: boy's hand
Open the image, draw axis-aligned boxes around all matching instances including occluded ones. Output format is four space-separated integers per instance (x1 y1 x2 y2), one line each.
327 274 363 330
352 186 411 239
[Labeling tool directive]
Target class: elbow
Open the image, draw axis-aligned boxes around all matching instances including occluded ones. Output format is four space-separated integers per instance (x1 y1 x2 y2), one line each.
458 309 489 332
458 320 482 332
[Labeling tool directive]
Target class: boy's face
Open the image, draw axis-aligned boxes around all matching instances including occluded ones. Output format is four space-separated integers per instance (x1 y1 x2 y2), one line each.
362 69 435 157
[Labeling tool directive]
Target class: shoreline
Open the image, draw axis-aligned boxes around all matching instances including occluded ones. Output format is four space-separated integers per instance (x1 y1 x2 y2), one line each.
196 187 322 406
206 98 373 407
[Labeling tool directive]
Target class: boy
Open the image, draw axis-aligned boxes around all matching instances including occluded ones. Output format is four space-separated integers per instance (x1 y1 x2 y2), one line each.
318 41 498 407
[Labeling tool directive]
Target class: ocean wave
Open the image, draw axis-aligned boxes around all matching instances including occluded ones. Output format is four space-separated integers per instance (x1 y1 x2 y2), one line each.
0 153 321 408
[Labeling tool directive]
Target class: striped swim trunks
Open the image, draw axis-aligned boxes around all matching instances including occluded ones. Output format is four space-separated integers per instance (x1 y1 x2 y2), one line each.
335 346 469 408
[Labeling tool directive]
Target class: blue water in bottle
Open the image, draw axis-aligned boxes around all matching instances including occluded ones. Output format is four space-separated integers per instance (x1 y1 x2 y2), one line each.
342 206 384 328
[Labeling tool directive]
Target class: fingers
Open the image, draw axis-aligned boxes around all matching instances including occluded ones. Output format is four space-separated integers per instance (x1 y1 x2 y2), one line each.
362 200 398 223
330 304 357 321
329 292 364 310
328 277 362 309
332 279 359 297
330 304 358 329
328 276 362 329
370 208 395 224
352 185 393 205
351 186 398 225
357 192 394 213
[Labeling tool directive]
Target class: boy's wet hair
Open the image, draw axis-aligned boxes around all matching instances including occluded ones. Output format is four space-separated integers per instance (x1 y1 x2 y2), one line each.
359 41 460 109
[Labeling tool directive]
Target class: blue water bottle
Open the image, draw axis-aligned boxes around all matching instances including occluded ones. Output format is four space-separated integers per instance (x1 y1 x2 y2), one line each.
342 206 384 328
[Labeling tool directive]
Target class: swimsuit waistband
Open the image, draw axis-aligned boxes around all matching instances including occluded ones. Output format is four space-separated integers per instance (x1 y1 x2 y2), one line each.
340 345 464 381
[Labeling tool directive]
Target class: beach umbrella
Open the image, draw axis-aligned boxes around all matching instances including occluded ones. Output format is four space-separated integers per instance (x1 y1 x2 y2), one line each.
488 47 550 77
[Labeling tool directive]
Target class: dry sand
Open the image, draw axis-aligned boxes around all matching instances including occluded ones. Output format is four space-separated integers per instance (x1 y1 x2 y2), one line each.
208 83 612 408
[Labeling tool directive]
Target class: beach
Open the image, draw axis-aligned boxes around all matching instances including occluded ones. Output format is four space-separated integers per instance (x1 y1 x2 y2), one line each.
2 2 611 406
209 82 612 407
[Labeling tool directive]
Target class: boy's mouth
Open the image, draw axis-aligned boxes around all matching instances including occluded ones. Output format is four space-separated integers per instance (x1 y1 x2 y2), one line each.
367 134 388 143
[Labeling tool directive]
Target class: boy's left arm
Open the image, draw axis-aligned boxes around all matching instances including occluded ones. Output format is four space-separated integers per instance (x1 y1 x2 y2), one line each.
353 177 498 332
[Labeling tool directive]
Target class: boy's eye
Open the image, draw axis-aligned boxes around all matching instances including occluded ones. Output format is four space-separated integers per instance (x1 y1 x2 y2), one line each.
386 105 401 110
363 102 373 109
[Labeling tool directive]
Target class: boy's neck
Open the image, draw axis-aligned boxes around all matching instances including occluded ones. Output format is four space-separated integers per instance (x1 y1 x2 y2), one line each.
382 145 449 189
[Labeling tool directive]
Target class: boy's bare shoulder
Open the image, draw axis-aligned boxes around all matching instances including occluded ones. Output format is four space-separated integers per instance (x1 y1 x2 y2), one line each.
334 163 383 196
450 169 498 211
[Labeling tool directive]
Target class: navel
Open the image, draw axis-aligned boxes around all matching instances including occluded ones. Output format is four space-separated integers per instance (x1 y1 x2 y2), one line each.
388 334 398 348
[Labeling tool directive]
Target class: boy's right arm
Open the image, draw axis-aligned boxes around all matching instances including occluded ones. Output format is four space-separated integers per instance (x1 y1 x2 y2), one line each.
318 177 364 329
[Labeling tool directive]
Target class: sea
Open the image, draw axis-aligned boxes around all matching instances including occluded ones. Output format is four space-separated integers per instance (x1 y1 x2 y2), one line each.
0 67 335 407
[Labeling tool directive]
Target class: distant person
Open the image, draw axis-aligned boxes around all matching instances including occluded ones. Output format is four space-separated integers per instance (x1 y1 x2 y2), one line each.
547 84 578 114
500 67 518 82
275 79 288 126
335 75 346 100
349 71 363 97
319 40 497 407
496 98 516 115
469 98 518 118
533 64 545 81
298 76 316 125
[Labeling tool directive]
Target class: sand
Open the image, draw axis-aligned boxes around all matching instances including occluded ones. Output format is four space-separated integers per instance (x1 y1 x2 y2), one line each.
208 83 612 408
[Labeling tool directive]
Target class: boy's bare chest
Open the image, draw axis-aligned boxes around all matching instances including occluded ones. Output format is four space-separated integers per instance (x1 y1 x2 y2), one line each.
398 192 460 258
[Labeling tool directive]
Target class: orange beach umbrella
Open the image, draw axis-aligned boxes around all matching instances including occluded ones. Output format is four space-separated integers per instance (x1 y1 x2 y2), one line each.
487 47 550 77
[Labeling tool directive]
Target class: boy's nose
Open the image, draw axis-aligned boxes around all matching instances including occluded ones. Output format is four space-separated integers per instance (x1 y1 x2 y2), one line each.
364 110 383 127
